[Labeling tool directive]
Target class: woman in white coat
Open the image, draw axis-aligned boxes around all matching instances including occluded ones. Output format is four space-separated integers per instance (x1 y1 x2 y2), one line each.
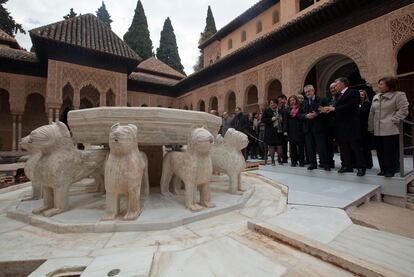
368 77 409 177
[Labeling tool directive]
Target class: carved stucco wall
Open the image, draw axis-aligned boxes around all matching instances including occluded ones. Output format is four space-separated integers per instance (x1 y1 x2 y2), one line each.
46 60 127 108
1 4 413 120
178 4 414 112
127 91 175 108
0 72 47 114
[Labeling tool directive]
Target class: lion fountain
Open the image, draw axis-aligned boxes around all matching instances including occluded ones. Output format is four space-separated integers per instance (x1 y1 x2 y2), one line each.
103 123 149 221
21 121 106 217
160 127 216 212
211 128 249 194
9 107 256 232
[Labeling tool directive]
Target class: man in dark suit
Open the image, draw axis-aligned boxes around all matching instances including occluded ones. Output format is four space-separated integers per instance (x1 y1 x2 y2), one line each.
298 85 330 171
322 77 366 176
231 107 250 160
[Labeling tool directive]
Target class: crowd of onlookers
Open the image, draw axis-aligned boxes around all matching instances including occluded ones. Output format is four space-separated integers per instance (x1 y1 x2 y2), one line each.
215 76 409 178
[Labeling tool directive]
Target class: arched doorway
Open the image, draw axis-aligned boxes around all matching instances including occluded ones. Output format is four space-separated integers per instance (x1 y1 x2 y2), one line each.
198 100 205 112
267 79 282 101
60 83 74 125
106 90 115 106
22 93 48 137
209 96 218 111
80 85 100 109
303 54 372 98
0 89 12 150
245 85 259 114
226 91 236 113
397 39 414 119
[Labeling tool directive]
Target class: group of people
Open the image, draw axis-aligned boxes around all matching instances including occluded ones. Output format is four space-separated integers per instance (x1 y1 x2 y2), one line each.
218 76 409 178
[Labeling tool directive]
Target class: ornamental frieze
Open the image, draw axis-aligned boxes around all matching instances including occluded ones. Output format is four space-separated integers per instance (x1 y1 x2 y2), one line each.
243 70 258 88
263 62 282 83
390 13 414 49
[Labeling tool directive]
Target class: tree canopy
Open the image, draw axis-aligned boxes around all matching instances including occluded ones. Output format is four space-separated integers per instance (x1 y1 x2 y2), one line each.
0 0 25 36
96 1 112 29
63 8 77 20
123 0 153 59
156 17 185 75
193 6 217 72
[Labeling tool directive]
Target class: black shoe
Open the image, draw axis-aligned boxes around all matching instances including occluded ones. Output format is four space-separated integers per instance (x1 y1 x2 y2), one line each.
384 172 395 178
377 171 385 176
338 167 353 173
324 166 331 171
291 163 297 167
307 165 317 170
357 168 366 177
299 163 305 167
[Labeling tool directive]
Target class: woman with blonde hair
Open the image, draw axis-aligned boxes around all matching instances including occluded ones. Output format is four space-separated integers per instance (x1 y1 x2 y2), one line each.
368 77 409 177
283 95 305 166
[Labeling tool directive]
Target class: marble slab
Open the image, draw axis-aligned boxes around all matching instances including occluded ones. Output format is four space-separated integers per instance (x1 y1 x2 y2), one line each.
81 249 154 277
28 257 92 277
151 236 287 277
329 224 414 277
262 205 352 244
254 170 379 209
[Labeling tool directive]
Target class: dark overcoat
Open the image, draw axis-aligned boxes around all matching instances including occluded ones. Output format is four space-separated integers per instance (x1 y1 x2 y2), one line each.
334 88 361 142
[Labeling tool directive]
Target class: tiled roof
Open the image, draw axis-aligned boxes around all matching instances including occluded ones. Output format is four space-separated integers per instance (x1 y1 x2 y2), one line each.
137 57 185 79
0 47 38 63
29 14 141 62
0 29 20 49
129 72 179 86
199 0 278 49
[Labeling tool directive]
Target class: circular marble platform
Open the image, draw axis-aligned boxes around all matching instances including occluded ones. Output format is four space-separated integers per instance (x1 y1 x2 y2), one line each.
7 176 255 233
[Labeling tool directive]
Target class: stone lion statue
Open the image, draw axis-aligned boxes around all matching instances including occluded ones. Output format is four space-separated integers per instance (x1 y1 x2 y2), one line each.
211 128 248 194
103 123 149 221
22 121 106 217
160 127 215 212
20 138 41 200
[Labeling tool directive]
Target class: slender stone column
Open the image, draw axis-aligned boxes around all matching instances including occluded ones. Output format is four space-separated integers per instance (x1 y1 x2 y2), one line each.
100 92 106 107
12 115 16 151
17 115 22 151
48 108 54 124
73 89 80 110
54 109 60 122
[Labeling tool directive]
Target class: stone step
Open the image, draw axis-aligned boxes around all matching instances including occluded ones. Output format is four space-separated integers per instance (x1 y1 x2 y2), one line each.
259 164 411 198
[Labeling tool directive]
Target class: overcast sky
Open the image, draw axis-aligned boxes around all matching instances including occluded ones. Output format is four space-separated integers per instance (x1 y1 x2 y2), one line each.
5 0 255 75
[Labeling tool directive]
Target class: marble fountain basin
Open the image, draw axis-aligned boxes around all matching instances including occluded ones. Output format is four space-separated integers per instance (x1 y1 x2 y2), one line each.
67 107 222 145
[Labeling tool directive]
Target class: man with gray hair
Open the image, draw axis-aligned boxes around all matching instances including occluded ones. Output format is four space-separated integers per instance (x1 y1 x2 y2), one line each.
298 84 330 171
322 77 366 176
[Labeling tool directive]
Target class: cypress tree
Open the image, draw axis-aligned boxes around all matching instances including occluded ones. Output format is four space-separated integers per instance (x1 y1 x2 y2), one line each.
63 8 77 20
96 1 112 29
0 0 25 36
156 17 185 75
193 6 217 72
123 0 153 59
